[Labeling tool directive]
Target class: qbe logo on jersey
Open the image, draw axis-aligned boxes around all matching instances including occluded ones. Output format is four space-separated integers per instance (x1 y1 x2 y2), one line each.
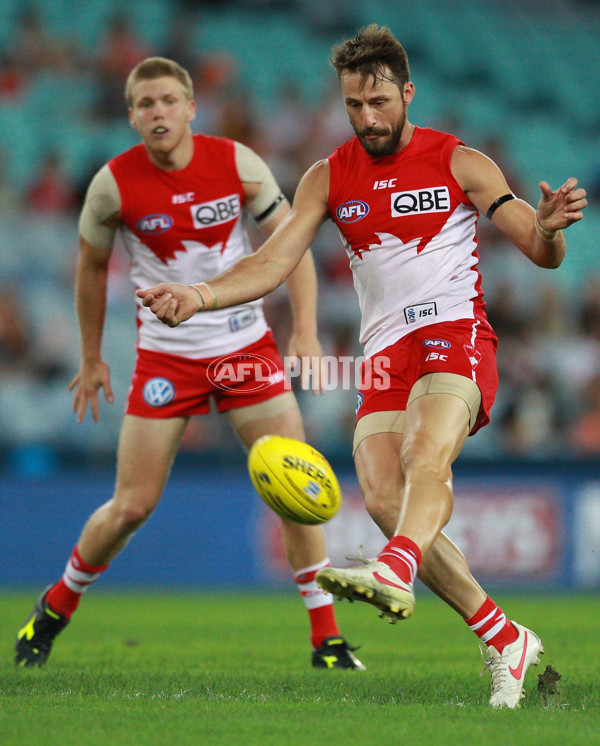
391 187 450 217
190 193 241 229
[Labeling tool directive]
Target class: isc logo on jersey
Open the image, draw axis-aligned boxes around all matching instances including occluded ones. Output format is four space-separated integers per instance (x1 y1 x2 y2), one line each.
190 194 241 229
391 187 450 217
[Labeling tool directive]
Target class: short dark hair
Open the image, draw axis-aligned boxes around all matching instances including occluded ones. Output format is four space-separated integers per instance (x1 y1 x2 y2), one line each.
330 24 410 90
125 57 193 106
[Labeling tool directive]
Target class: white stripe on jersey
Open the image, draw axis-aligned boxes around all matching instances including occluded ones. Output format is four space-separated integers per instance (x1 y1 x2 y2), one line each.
468 319 481 382
124 217 268 358
347 203 480 358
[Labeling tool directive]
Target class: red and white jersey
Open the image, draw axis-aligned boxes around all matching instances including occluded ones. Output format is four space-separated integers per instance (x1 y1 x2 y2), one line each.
109 133 267 358
328 127 493 358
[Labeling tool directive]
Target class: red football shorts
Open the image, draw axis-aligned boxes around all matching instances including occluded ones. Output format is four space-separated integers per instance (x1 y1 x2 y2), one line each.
126 330 289 418
356 319 499 435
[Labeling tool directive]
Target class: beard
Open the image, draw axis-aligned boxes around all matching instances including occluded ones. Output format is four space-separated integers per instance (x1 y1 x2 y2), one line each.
355 112 406 157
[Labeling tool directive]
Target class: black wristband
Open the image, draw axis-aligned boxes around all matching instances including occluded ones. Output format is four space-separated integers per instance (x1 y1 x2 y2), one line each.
486 193 515 221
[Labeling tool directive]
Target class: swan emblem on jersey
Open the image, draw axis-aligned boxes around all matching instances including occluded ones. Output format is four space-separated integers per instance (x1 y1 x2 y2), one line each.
463 345 482 368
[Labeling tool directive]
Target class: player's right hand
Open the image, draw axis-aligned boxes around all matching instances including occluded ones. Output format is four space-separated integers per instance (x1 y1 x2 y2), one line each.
136 283 203 327
68 360 114 423
537 177 587 232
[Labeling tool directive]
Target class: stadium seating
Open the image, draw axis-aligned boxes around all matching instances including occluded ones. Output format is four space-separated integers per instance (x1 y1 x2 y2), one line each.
0 0 598 461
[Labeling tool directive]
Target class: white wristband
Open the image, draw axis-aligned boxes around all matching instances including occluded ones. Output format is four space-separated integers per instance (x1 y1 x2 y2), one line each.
197 282 218 310
535 213 559 242
188 284 206 310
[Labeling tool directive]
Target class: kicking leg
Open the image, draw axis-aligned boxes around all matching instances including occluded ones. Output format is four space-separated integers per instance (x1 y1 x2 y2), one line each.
318 375 543 705
317 391 470 621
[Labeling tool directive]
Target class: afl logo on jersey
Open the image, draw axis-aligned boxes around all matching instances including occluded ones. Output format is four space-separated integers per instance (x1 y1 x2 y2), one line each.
336 200 370 223
137 214 174 234
424 339 451 349
143 378 176 407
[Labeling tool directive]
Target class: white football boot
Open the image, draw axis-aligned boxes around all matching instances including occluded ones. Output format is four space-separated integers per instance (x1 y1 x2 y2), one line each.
316 558 415 622
481 622 544 708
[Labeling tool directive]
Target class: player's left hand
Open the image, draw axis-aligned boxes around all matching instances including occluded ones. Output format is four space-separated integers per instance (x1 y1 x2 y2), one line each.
287 330 325 394
536 177 587 233
136 283 203 327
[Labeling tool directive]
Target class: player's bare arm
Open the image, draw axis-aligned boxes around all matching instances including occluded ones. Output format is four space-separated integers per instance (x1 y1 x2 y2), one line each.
69 165 121 422
137 159 331 327
261 199 324 391
240 142 323 390
451 145 587 268
241 153 320 345
69 238 116 423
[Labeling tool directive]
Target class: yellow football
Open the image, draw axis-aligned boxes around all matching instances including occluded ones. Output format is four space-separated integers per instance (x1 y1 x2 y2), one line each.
248 435 342 524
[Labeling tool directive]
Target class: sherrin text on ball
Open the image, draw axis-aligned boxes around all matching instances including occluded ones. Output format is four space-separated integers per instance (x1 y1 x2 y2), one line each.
248 435 341 524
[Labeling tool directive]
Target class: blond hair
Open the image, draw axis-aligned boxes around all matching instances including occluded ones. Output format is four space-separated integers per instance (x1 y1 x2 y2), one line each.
125 57 194 106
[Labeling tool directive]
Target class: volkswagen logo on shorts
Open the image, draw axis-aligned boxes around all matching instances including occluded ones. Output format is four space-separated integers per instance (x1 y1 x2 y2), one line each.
143 378 176 407
207 353 283 392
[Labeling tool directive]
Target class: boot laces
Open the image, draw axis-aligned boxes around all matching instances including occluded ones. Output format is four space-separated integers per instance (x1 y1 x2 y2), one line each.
480 644 507 694
344 545 377 565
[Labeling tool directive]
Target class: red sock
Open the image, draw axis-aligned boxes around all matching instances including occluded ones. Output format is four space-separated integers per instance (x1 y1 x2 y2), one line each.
294 560 340 649
465 595 519 653
45 546 109 620
377 536 422 584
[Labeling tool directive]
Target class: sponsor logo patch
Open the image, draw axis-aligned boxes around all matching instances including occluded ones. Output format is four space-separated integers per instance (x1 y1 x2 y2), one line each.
172 192 195 204
391 187 451 217
143 378 176 407
425 351 448 362
229 308 257 333
137 214 174 234
336 200 370 223
190 194 241 228
404 302 437 324
424 339 451 349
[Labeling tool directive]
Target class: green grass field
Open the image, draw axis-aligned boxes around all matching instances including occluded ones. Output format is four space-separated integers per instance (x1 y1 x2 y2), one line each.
1 590 598 746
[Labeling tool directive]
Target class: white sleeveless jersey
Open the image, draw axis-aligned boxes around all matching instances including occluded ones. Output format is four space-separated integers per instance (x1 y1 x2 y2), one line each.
328 127 493 358
109 134 268 358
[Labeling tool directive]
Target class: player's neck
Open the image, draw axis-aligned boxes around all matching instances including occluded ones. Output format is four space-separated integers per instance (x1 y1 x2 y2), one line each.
395 121 416 154
145 130 194 171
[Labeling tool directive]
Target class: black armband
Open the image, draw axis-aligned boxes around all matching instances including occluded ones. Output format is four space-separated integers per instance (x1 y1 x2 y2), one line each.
254 193 286 223
486 193 515 221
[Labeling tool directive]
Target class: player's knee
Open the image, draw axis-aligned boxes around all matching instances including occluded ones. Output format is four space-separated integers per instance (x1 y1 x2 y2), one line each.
401 442 452 485
109 500 154 535
362 475 403 527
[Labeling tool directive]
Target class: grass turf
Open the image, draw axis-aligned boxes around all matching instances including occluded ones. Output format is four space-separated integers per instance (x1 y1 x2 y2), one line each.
1 590 598 745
